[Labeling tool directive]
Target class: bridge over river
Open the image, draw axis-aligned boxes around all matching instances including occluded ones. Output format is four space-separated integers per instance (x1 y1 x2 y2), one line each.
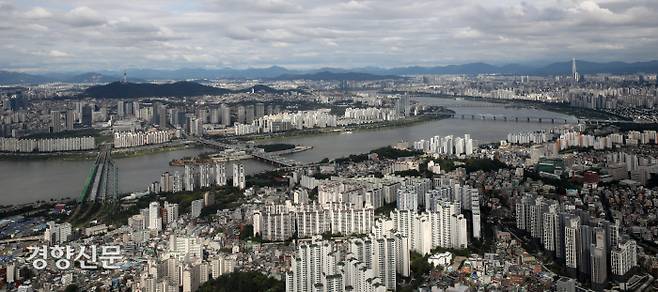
452 114 571 124
194 138 305 167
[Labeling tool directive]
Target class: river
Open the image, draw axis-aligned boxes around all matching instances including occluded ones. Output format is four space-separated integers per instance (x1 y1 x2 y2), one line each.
0 97 575 205
281 97 576 162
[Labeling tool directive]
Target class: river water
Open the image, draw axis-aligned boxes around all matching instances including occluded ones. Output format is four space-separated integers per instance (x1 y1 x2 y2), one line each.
0 97 575 205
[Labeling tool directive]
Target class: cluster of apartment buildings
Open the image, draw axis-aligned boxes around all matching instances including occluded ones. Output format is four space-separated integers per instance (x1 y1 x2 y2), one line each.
286 235 407 292
341 107 399 124
234 109 338 136
113 130 177 148
0 136 95 153
413 134 476 156
151 163 245 194
283 177 483 292
506 131 549 145
253 202 374 241
516 194 638 290
134 243 236 292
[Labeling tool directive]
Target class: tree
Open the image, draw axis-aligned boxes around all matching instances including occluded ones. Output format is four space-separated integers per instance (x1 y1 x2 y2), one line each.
198 271 284 292
410 251 432 278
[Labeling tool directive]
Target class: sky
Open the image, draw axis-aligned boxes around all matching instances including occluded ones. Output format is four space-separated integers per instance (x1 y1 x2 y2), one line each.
1 0 658 72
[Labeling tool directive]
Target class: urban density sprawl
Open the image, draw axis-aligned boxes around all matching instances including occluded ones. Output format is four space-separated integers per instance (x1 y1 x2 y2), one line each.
2 1 658 292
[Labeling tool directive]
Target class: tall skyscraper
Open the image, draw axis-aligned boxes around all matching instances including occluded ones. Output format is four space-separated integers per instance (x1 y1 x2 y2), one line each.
572 58 580 83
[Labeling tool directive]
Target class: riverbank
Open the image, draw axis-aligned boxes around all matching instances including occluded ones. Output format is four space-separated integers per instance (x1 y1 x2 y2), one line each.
234 111 454 142
415 93 628 121
111 140 203 159
0 140 199 161
0 151 99 161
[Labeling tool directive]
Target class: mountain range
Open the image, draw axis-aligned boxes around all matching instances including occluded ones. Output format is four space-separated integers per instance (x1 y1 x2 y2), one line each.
82 81 304 99
3 60 658 85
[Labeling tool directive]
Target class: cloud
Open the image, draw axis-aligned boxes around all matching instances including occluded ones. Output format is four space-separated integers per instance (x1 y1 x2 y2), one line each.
0 0 656 71
23 7 52 19
63 6 106 27
26 24 49 32
48 50 71 58
454 27 483 39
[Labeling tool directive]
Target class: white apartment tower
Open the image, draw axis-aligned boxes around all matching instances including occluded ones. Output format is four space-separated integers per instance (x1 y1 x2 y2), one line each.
564 216 581 270
611 240 637 276
233 163 246 189
215 163 226 186
163 202 179 225
148 201 162 231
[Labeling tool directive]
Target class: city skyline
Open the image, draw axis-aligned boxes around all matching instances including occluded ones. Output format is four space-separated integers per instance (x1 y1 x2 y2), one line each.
1 0 658 71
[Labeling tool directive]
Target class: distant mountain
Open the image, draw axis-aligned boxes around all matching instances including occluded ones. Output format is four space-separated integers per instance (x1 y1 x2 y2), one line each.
373 61 658 75
0 71 143 85
65 73 124 84
119 66 299 80
83 81 232 99
82 81 303 99
234 84 305 94
4 60 658 85
0 71 52 85
272 71 404 81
